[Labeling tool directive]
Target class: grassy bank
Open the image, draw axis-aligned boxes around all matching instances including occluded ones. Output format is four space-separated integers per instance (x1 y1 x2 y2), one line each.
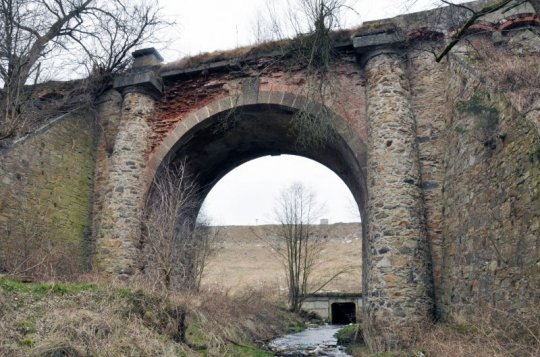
335 315 539 357
0 278 302 356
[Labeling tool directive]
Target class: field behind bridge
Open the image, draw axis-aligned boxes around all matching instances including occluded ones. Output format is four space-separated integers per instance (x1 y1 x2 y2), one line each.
201 222 362 296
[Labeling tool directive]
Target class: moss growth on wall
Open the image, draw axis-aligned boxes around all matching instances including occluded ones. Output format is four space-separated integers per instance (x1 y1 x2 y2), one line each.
456 93 500 131
0 113 97 277
441 61 540 322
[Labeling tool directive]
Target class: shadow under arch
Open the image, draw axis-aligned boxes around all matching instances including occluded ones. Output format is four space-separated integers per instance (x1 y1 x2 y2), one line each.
147 92 368 221
144 91 370 302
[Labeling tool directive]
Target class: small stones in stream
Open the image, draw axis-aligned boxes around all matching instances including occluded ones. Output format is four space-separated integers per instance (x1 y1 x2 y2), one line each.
274 344 349 356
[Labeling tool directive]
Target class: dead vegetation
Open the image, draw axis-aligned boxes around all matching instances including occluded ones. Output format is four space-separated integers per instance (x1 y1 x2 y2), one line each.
160 28 356 73
142 162 217 292
416 306 540 357
0 277 295 357
0 202 87 282
348 304 540 357
465 32 540 117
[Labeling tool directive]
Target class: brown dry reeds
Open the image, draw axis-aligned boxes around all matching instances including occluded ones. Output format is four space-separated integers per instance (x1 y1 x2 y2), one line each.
417 306 540 357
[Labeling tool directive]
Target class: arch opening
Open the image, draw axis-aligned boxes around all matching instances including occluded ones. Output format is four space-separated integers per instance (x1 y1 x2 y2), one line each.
201 155 361 226
331 302 357 324
147 98 368 296
198 154 362 293
156 102 367 220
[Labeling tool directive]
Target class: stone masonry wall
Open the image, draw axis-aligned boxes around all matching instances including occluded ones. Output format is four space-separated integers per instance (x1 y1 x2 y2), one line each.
94 92 155 276
440 57 540 320
0 113 97 275
408 49 449 316
364 52 433 347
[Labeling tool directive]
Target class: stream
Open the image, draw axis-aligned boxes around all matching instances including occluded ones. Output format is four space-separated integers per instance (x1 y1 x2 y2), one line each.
269 325 352 356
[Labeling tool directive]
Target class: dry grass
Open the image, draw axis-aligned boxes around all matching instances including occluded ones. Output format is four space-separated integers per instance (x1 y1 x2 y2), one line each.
0 277 295 356
417 306 540 357
160 27 358 73
348 304 540 357
201 223 362 295
467 32 540 118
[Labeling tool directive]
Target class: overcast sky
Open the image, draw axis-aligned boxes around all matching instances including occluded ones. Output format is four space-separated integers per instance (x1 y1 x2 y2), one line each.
158 0 445 225
201 155 361 226
160 0 442 58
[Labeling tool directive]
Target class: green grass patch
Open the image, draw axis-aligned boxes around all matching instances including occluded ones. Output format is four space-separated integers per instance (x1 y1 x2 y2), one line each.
0 278 98 297
15 319 37 334
185 322 208 349
18 336 35 347
335 323 362 345
230 343 274 357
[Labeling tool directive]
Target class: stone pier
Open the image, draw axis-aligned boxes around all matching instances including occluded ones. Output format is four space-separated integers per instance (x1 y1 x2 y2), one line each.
95 49 163 276
363 51 433 348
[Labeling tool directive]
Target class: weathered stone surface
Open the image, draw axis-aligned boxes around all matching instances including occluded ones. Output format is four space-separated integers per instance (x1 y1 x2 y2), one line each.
132 47 164 67
440 55 540 321
408 50 448 317
113 70 163 99
353 30 404 50
0 112 97 274
363 52 434 348
94 92 155 276
0 1 538 352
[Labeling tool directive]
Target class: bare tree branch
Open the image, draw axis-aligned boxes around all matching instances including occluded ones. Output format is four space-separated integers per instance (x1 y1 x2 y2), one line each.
436 0 514 62
0 0 169 142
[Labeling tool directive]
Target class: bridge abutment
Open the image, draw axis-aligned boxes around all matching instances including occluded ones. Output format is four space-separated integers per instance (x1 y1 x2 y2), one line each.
363 51 433 349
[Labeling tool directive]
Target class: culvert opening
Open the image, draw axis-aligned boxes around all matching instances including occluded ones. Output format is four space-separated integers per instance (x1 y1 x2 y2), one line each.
331 302 356 324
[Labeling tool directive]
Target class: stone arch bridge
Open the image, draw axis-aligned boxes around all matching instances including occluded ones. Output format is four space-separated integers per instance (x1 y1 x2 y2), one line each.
1 0 539 349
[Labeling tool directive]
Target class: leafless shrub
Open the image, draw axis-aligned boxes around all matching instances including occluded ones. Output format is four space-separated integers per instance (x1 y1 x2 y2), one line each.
285 0 354 148
142 162 217 292
247 0 357 149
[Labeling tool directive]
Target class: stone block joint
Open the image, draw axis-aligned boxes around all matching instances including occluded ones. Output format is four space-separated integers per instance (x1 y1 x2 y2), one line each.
362 48 434 350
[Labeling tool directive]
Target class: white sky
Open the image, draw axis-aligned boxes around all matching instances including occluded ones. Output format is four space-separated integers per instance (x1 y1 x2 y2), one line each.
160 0 442 59
201 155 361 226
158 0 445 225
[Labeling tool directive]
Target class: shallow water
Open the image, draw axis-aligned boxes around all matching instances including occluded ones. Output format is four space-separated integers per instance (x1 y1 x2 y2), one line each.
269 324 352 356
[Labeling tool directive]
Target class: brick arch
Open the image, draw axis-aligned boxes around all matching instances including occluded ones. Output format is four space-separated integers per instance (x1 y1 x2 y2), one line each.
145 91 368 215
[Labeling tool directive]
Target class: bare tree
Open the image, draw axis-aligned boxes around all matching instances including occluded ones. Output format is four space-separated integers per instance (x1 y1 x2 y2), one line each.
0 0 166 141
266 183 324 312
249 0 356 149
142 163 217 292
